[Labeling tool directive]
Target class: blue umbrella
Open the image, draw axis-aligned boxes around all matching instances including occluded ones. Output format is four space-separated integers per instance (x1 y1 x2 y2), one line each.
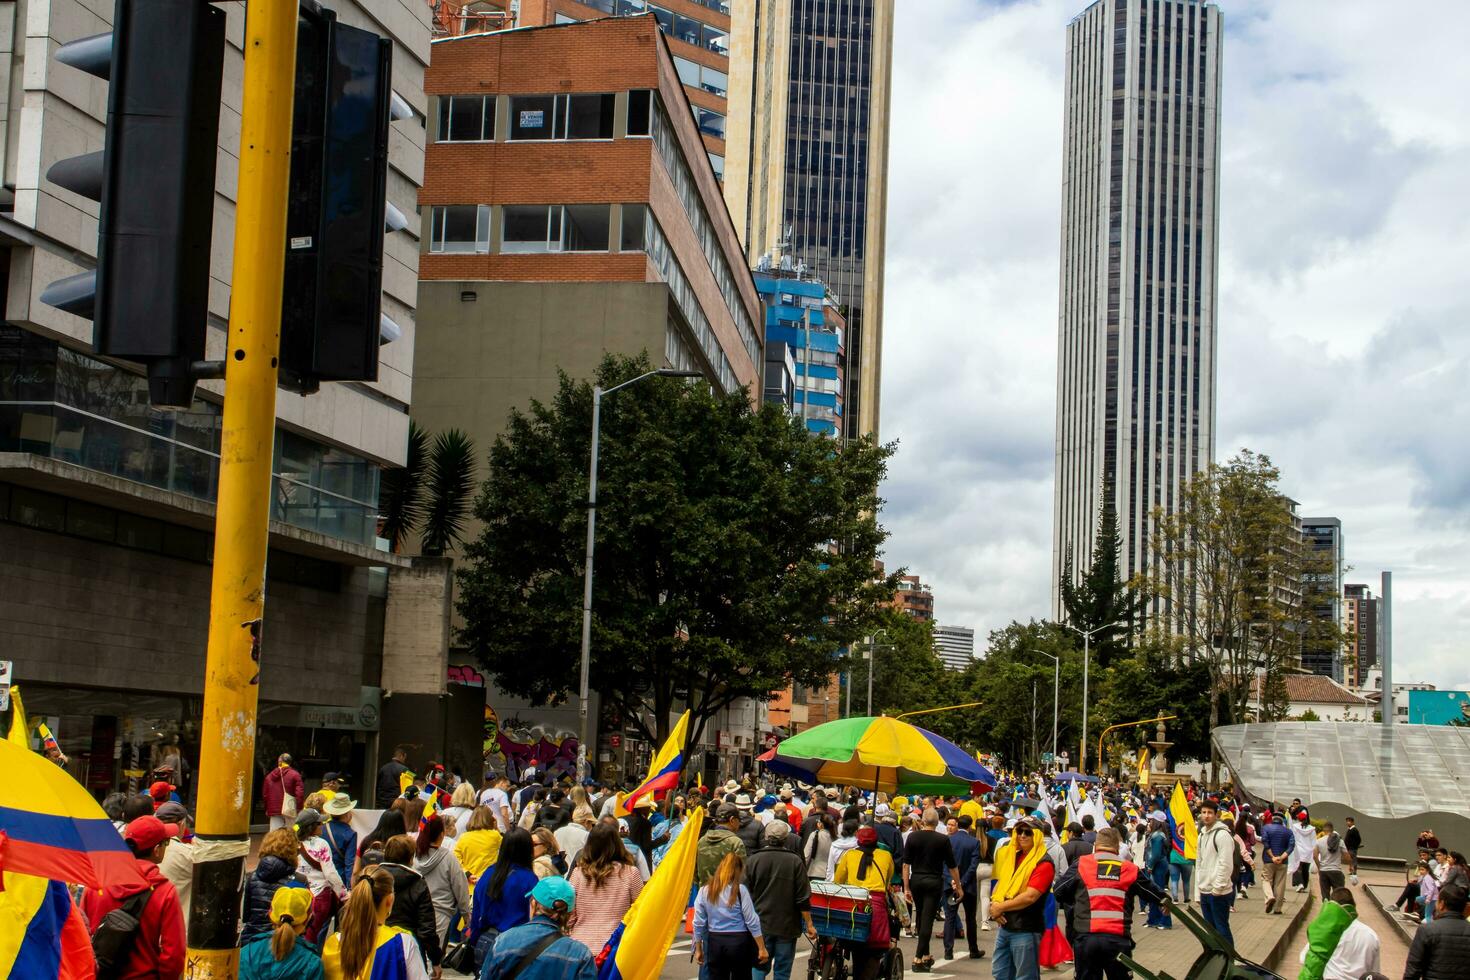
1054 770 1100 784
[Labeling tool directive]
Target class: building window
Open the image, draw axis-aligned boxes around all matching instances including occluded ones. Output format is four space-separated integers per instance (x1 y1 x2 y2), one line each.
620 204 647 251
707 152 724 180
627 90 653 137
429 205 491 253
437 95 495 142
509 94 615 140
502 204 611 253
672 58 727 97
695 106 724 139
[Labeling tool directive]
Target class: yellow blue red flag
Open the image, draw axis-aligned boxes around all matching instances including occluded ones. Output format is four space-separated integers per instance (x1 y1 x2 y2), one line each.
0 872 95 978
1167 782 1197 860
7 685 27 747
617 710 689 817
597 804 705 980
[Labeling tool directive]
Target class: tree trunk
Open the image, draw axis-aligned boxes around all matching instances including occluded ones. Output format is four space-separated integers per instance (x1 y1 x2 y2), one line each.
1208 677 1220 788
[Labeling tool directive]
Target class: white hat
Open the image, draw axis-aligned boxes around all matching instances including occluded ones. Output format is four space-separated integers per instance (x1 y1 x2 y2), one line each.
723 780 741 795
779 784 794 798
735 793 755 811
875 803 893 819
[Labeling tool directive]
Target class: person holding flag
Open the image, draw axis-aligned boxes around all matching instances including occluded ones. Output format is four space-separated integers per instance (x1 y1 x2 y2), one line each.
616 711 690 817
1165 783 1197 903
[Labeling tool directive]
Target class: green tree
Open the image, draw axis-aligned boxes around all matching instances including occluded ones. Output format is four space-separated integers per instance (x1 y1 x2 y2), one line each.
456 354 897 748
861 610 955 720
420 428 477 556
377 420 428 553
1100 634 1213 766
1058 496 1145 669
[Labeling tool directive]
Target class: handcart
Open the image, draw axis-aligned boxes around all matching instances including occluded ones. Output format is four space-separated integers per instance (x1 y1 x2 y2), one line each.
806 881 904 980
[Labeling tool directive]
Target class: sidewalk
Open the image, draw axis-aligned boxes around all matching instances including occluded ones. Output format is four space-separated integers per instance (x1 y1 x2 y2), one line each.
1129 884 1314 976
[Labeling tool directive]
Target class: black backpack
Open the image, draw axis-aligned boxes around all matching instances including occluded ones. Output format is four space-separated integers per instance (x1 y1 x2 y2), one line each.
92 888 153 980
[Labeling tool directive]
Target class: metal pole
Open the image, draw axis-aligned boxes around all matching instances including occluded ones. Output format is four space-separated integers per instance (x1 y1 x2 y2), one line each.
1052 656 1059 763
845 669 851 718
866 639 874 717
186 0 296 972
577 386 604 781
1080 631 1090 773
1381 571 1393 729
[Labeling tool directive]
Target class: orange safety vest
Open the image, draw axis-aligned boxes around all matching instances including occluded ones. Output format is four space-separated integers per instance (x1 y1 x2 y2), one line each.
1076 852 1138 936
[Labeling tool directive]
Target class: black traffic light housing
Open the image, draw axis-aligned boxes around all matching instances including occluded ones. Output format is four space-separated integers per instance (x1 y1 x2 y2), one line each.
42 0 225 408
279 0 396 394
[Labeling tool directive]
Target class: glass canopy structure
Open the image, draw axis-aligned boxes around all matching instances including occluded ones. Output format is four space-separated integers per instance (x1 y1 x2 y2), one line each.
1212 722 1470 819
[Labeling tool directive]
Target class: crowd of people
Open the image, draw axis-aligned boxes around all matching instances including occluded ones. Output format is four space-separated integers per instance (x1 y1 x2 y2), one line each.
60 746 1470 980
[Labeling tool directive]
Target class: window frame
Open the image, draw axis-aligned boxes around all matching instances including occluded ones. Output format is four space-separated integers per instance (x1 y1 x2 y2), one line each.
437 94 495 142
429 204 491 254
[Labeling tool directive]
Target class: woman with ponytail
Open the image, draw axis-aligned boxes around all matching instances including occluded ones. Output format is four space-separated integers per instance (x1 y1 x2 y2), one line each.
323 866 432 980
239 885 324 979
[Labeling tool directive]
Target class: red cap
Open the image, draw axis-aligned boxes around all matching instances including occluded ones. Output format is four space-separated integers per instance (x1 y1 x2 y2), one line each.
124 815 179 851
856 826 878 846
149 781 175 802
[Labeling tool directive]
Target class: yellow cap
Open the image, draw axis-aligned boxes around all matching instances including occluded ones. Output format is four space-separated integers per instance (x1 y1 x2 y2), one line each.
270 885 313 926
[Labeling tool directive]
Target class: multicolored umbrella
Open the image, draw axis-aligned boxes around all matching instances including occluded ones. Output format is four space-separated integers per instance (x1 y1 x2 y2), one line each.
0 737 146 890
759 715 995 795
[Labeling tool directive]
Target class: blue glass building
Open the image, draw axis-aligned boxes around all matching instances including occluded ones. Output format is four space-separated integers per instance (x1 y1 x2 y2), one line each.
753 270 845 438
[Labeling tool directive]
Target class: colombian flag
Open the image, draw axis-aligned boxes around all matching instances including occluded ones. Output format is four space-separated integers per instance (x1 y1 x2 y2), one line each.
0 873 95 978
597 804 704 980
1167 782 1198 860
617 711 689 817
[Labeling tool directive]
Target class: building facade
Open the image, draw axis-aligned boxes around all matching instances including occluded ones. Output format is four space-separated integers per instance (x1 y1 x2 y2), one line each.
724 0 893 440
753 269 846 438
893 574 934 621
1301 517 1344 682
1052 0 1222 616
0 0 429 807
934 624 976 671
1343 583 1379 689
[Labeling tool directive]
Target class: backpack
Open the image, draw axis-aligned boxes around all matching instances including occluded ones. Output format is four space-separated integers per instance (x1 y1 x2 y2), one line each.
92 888 153 980
1230 836 1248 879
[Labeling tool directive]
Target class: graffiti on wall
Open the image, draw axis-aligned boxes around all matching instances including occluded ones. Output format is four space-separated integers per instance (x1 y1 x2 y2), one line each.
483 704 579 782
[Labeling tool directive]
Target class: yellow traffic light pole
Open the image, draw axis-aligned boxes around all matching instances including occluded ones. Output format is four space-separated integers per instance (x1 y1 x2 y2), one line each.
185 0 297 975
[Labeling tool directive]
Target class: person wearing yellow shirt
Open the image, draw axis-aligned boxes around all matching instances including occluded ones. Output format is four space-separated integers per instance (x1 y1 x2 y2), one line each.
833 827 897 980
958 790 987 832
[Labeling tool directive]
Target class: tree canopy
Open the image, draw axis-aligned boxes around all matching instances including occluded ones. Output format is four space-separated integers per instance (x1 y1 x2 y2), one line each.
456 354 898 748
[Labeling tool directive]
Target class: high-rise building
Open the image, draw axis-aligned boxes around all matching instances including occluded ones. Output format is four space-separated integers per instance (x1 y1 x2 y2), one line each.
724 0 894 440
1343 583 1380 689
1052 0 1222 616
753 270 846 438
429 1 731 180
1301 517 1345 681
893 574 934 621
934 625 977 671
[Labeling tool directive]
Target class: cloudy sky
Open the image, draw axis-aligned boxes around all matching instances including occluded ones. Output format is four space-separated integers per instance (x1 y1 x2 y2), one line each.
877 0 1470 689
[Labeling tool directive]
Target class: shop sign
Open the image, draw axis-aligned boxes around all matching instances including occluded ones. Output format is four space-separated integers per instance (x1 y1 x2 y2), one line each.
0 660 10 712
297 686 382 731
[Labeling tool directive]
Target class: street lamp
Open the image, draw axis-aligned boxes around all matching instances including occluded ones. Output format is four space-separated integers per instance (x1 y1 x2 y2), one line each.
1057 619 1123 773
577 368 703 780
866 629 891 716
1028 649 1060 767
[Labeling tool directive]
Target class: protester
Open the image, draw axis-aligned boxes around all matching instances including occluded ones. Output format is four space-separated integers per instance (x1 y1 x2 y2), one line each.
1054 827 1167 980
243 829 310 942
1143 814 1173 930
1062 823 1092 866
938 814 984 961
469 828 540 969
802 810 836 881
479 773 515 832
480 876 596 980
988 818 1057 980
745 820 816 980
295 807 350 932
454 805 504 882
413 813 470 951
556 806 595 868
1313 821 1347 900
82 815 186 979
826 816 861 881
1404 883 1470 980
321 866 432 980
441 782 478 837
733 793 766 851
322 796 358 887
376 748 411 810
530 825 565 877
833 826 897 980
155 802 196 925
1260 811 1293 915
697 804 750 886
264 754 307 832
377 835 443 969
1194 799 1237 946
1342 817 1361 881
1299 887 1380 980
318 773 348 802
354 809 406 879
1290 811 1318 892
693 852 770 980
567 824 645 954
238 884 324 980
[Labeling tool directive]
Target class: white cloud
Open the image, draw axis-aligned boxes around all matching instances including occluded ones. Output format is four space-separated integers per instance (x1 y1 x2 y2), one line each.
878 0 1470 689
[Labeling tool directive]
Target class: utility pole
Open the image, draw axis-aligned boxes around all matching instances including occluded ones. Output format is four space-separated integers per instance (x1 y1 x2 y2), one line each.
187 1 297 974
1380 570 1393 730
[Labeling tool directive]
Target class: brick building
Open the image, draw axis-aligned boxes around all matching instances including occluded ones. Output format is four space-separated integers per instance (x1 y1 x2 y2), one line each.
894 573 934 621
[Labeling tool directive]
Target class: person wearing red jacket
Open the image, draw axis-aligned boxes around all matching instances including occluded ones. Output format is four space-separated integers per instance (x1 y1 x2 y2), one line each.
262 753 306 831
83 815 187 980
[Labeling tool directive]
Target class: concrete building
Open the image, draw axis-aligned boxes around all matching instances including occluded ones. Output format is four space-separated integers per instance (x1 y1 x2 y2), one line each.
724 0 894 440
1301 517 1345 681
753 269 846 438
0 0 429 808
934 624 977 671
1343 583 1379 689
1052 0 1222 618
893 574 934 622
428 1 730 180
1357 669 1434 724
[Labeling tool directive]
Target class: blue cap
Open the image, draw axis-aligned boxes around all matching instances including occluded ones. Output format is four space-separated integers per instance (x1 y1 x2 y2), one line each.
531 875 576 912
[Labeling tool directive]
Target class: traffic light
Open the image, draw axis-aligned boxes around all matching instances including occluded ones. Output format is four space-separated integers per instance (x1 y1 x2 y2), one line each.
41 0 226 408
279 0 404 394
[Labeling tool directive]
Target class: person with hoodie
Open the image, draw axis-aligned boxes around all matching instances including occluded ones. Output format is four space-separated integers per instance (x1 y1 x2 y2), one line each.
413 814 470 951
697 804 750 887
243 830 310 942
1298 887 1380 980
82 815 186 979
1290 811 1319 892
1194 799 1238 946
1312 821 1346 900
824 816 861 881
239 885 324 980
377 834 443 969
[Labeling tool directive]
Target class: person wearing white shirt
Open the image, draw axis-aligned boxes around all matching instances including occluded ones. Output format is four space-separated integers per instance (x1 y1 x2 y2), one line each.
478 775 514 833
557 807 595 867
1298 889 1381 980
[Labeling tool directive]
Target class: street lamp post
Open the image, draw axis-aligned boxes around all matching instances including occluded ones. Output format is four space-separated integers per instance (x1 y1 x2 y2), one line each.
577 368 702 781
866 629 890 717
1029 649 1060 766
1057 619 1123 773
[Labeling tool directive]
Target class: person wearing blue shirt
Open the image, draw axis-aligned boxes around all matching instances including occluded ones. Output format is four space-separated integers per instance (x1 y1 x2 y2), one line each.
1259 812 1294 915
693 852 769 980
470 829 540 972
944 814 984 960
481 876 595 980
1144 812 1173 930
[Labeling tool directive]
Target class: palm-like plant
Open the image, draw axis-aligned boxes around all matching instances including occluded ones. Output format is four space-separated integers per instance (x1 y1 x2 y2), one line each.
420 428 477 557
378 420 428 552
